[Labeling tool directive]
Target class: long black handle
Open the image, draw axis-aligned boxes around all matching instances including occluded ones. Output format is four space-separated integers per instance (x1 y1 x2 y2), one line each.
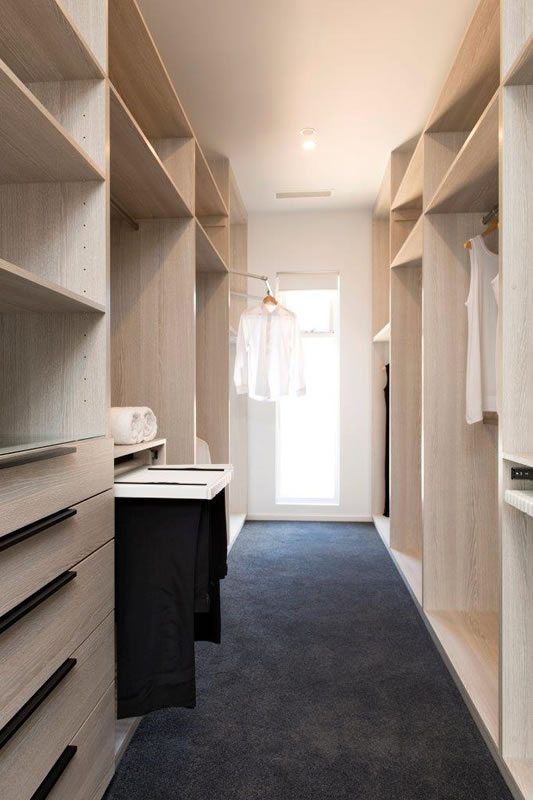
30 745 77 800
0 507 77 552
0 658 76 750
0 445 76 471
0 571 77 636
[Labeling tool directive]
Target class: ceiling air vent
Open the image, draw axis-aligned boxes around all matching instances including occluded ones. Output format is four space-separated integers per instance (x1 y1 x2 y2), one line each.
276 190 333 199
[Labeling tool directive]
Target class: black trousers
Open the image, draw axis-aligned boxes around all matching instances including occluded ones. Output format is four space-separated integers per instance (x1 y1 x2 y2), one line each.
115 491 227 718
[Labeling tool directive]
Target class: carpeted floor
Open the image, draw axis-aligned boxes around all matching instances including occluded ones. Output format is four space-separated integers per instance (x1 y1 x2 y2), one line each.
105 521 512 800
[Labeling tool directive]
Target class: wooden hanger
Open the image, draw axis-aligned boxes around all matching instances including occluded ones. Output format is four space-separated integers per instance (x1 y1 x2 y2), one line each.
262 292 278 306
464 218 499 249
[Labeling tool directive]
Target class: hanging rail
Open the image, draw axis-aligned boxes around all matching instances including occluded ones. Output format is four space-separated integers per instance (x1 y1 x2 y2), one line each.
229 269 273 297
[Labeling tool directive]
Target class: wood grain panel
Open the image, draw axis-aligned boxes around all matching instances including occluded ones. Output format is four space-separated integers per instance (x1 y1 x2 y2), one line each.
390 264 422 557
111 218 196 463
30 79 106 173
0 541 113 729
196 272 230 463
47 685 115 800
372 217 390 334
423 131 470 208
422 214 498 612
0 438 113 538
0 615 114 800
152 137 195 214
0 181 107 306
0 489 113 616
501 0 533 76
0 313 108 444
501 85 533 456
0 258 105 313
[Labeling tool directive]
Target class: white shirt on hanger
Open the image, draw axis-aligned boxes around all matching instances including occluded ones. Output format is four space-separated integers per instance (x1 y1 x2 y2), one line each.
234 302 306 402
465 236 499 424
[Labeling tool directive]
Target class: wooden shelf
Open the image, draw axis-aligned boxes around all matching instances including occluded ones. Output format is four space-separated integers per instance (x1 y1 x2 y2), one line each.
196 220 228 273
0 58 105 183
506 759 533 800
426 92 499 214
373 515 390 548
426 0 500 132
390 216 423 268
503 452 533 468
427 610 499 744
0 257 105 313
110 85 193 220
373 322 390 343
113 438 167 460
196 143 229 217
503 34 533 85
505 490 533 517
109 0 193 139
390 549 422 605
0 0 104 82
391 136 423 212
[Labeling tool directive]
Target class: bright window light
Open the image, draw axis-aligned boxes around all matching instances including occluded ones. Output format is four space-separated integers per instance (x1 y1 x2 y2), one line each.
276 279 340 505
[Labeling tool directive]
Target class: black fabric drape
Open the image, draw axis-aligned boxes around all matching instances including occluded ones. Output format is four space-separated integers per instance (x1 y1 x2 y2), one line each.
384 363 390 518
115 492 227 719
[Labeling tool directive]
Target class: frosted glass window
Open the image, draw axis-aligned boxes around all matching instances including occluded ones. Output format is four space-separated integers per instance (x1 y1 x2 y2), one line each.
276 279 340 505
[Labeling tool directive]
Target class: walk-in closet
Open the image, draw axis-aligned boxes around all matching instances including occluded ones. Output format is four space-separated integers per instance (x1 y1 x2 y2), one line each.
0 0 531 798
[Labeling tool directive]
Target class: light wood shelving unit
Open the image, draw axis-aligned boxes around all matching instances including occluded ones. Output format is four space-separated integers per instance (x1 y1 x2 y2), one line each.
372 2 532 797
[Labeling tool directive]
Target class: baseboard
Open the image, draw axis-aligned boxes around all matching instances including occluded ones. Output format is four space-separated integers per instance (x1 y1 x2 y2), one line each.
246 513 373 523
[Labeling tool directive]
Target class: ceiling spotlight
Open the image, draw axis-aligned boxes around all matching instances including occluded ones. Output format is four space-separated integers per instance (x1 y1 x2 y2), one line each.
300 127 317 150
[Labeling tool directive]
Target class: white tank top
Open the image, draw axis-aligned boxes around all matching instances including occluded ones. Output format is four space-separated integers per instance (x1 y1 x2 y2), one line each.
465 236 499 424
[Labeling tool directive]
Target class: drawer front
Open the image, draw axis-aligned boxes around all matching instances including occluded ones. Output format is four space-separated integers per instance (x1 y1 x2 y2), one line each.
0 541 114 729
0 615 114 800
0 437 113 538
47 685 115 800
0 489 113 616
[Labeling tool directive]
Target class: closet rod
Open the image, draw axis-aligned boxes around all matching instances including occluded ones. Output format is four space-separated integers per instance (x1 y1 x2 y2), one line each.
111 198 140 231
229 269 273 296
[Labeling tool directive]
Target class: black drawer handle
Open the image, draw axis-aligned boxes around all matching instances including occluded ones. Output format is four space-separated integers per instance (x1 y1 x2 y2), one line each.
0 658 76 750
0 571 77 636
30 745 77 800
0 445 77 471
0 507 77 552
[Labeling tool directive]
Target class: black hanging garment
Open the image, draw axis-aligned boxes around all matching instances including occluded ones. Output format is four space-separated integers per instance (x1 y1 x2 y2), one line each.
115 491 227 719
384 363 390 518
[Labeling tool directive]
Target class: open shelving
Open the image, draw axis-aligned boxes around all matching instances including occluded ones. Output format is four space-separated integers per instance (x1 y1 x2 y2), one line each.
426 0 500 132
503 452 533 468
110 86 193 220
195 143 229 217
391 136 423 212
109 0 192 139
427 611 499 744
0 0 105 82
0 257 106 314
0 58 105 183
426 92 499 213
390 216 423 268
196 220 228 273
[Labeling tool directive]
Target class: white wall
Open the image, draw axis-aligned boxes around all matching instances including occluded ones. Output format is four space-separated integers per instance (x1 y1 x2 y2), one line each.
246 209 372 521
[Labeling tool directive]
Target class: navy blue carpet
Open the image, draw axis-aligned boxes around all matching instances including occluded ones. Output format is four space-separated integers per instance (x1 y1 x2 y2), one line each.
105 521 512 799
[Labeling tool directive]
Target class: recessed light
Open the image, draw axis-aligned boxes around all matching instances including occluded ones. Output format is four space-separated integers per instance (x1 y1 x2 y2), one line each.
300 127 317 150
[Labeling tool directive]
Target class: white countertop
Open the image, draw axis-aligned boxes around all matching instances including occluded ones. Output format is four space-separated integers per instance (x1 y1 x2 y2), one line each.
114 464 233 500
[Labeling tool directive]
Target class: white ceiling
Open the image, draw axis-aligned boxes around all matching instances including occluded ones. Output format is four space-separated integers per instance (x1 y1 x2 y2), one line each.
138 0 478 213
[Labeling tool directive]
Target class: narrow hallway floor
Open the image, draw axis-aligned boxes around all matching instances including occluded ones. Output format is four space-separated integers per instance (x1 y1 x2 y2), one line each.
105 521 512 800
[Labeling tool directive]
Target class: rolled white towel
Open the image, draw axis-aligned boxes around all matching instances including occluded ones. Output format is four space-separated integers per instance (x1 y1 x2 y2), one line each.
110 407 144 445
141 407 158 442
